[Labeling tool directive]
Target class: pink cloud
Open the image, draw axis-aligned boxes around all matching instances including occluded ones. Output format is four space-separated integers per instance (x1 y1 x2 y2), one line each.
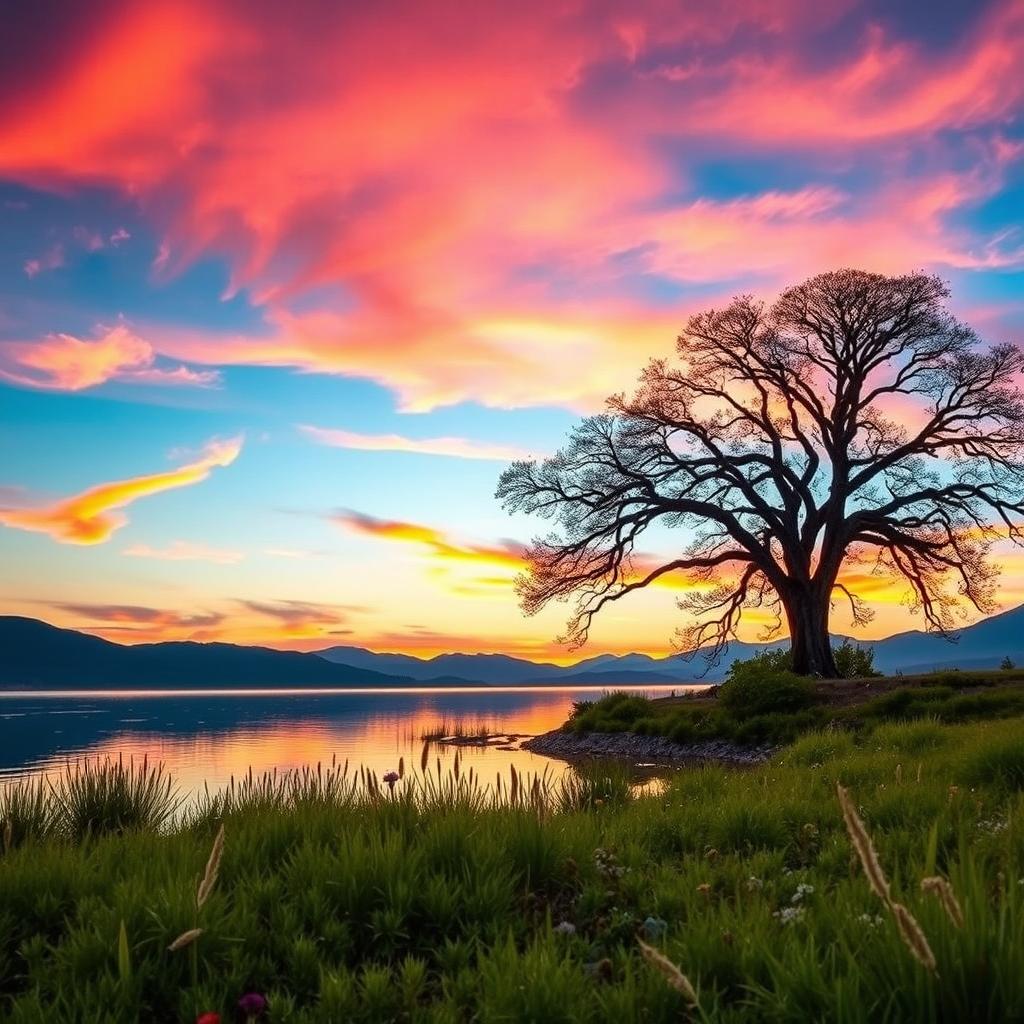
24 243 64 278
0 1 1020 413
0 324 221 392
298 424 543 462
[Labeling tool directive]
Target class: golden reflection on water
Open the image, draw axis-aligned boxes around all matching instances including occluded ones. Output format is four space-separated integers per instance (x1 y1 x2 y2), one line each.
0 686 698 802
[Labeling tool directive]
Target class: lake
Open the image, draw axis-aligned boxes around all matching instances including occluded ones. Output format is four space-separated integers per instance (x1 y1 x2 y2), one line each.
0 685 702 802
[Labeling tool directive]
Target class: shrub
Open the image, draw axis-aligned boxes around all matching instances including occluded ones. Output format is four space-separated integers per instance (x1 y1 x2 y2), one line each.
568 692 654 733
832 640 880 678
1001 656 1016 670
718 670 817 720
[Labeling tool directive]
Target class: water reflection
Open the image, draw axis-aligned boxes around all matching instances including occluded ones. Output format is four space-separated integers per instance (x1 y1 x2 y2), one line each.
0 686 699 802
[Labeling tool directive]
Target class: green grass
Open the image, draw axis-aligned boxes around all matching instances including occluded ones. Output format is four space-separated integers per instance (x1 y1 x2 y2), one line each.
568 678 1024 748
3 718 1024 1021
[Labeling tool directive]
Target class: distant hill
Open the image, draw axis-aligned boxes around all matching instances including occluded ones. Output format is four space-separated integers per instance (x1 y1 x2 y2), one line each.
319 606 1024 684
7 604 1024 690
0 617 471 689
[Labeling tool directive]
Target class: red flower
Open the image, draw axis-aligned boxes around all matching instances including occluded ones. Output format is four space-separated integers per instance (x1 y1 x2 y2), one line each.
196 1014 220 1024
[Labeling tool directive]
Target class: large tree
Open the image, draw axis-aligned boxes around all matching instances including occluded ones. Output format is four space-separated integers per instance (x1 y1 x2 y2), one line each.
497 270 1024 677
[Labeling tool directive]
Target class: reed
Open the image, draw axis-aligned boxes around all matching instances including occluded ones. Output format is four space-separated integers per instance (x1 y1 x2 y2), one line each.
48 755 180 840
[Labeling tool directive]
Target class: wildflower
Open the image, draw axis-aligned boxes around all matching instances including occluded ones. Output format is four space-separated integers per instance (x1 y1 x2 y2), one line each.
704 846 719 863
791 883 815 904
641 916 668 941
196 1014 221 1024
593 798 605 807
382 770 400 792
745 876 763 892
554 920 576 936
696 883 712 897
237 992 267 1019
773 906 805 925
594 848 626 880
857 913 884 928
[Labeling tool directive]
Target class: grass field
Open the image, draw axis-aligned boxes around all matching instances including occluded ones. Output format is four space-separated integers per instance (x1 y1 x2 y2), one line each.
2 715 1024 1022
566 672 1024 747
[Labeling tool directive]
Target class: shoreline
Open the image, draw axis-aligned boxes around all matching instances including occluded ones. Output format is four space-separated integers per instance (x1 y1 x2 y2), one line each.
522 727 778 766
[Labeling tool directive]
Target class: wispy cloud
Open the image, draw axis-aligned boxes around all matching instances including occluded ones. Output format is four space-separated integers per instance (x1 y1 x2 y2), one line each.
299 424 541 462
0 436 243 545
50 602 225 629
123 540 245 564
334 509 525 571
23 243 64 278
0 324 221 392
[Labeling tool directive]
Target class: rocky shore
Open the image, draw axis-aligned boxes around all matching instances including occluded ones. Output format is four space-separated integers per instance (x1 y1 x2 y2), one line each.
522 728 777 766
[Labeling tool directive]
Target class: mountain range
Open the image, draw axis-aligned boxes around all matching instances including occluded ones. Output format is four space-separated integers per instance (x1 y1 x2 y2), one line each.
4 605 1024 688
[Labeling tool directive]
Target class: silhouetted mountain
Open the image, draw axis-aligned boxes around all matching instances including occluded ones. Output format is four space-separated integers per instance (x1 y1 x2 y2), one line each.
320 607 1024 683
0 617 472 689
868 604 1024 675
317 646 566 683
7 605 1024 690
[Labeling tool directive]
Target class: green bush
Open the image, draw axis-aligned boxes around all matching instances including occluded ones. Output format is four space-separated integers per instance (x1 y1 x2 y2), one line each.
718 670 817 720
568 692 654 733
833 640 880 678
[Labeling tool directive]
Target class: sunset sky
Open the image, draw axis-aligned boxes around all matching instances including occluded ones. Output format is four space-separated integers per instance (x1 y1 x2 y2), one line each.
2 0 1023 660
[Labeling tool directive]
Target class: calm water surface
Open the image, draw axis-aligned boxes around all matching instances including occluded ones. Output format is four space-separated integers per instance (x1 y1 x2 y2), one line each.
0 685 703 802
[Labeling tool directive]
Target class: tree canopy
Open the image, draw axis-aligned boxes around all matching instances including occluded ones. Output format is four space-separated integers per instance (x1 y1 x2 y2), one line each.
497 269 1024 676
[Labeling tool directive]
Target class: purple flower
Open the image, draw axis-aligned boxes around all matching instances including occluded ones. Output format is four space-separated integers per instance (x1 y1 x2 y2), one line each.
237 992 267 1019
383 770 400 791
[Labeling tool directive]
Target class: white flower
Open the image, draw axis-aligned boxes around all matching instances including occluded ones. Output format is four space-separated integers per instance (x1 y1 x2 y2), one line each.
554 921 576 935
791 883 815 904
745 876 764 892
773 906 805 925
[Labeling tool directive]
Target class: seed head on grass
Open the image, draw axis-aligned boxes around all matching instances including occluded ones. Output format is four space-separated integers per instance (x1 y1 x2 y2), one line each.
168 927 203 952
836 782 937 974
836 783 891 905
637 938 698 1008
892 903 938 971
921 876 964 928
196 824 225 909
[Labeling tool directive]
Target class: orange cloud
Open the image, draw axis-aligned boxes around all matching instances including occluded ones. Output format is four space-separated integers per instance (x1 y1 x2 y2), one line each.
0 436 243 545
123 540 245 564
0 324 220 391
335 509 525 572
299 424 541 462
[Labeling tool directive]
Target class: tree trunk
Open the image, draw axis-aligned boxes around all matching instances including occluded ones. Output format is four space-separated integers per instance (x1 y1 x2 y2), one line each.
785 587 838 677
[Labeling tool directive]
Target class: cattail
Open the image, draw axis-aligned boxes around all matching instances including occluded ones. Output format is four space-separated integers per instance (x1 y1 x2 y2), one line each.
168 927 204 952
921 876 964 928
510 765 519 804
836 783 891 905
454 751 461 782
891 903 937 972
196 825 225 909
637 939 698 1007
398 757 405 779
